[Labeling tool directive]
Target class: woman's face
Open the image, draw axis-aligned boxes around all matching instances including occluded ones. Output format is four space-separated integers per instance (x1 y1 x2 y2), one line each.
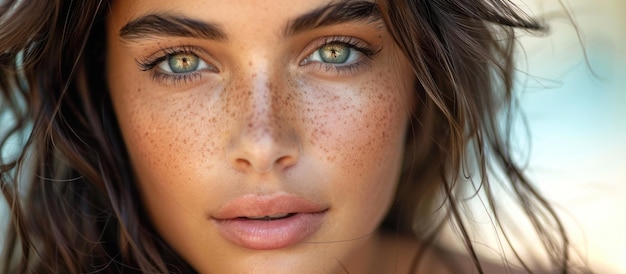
106 0 414 272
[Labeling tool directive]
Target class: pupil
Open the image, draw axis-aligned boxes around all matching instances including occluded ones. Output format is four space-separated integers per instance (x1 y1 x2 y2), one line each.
319 44 350 64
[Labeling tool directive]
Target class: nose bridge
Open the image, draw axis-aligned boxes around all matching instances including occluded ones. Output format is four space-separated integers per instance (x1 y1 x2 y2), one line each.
227 58 300 173
248 66 277 130
239 59 283 138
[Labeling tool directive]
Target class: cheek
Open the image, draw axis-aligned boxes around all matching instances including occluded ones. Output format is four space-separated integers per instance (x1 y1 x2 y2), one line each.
108 72 226 206
310 73 409 176
303 71 412 231
137 104 213 168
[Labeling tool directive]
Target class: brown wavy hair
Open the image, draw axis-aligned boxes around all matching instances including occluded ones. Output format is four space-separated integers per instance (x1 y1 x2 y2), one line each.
0 0 587 273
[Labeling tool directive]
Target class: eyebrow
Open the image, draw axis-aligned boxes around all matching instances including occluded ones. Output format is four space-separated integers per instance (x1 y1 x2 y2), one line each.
284 1 380 36
118 0 380 42
119 14 227 42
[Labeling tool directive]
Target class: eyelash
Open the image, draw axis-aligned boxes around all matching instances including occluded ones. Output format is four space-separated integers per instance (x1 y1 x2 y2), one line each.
135 36 382 86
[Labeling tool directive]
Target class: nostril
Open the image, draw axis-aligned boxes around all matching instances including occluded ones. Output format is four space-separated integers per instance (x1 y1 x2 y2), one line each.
228 144 300 174
234 158 252 169
276 155 297 169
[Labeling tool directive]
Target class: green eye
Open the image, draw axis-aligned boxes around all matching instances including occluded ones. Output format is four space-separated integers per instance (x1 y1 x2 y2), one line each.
318 44 351 64
167 53 200 73
301 41 362 67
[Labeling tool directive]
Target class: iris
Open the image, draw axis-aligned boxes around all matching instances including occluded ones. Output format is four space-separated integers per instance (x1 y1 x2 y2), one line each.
318 44 350 64
168 53 200 73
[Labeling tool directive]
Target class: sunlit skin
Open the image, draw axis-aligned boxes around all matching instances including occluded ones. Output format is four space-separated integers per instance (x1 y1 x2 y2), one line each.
106 0 421 272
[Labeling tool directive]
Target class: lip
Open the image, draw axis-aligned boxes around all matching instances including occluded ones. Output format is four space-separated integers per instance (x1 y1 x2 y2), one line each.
211 194 328 250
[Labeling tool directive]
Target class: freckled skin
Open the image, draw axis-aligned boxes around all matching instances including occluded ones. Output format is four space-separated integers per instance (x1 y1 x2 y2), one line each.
106 0 416 273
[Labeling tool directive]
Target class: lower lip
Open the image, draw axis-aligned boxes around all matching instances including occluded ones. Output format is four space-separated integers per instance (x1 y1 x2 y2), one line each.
213 212 325 250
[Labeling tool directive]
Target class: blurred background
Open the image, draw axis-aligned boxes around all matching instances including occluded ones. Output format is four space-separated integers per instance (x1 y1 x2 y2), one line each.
441 0 626 272
516 0 625 272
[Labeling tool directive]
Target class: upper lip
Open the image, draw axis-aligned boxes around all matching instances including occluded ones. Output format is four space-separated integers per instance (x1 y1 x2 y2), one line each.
212 193 328 220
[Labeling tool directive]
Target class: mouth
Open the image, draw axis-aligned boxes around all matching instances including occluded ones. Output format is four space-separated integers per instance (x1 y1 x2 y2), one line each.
211 194 328 250
239 213 296 221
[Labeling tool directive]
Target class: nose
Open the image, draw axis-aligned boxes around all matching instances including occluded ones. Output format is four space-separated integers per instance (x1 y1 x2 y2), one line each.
226 66 301 174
